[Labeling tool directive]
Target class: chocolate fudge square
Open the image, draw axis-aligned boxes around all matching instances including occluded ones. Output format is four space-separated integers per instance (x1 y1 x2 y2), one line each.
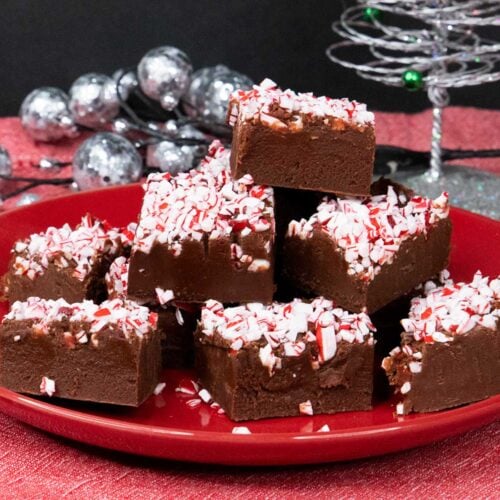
128 141 275 304
0 297 161 407
383 272 500 415
1 214 136 304
227 78 375 196
157 303 198 368
282 180 451 313
195 298 375 421
106 256 198 368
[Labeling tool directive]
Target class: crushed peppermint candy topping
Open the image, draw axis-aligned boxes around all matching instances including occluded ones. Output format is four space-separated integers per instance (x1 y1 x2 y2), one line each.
317 424 331 433
232 426 252 435
175 379 225 415
154 382 166 396
11 214 135 282
156 288 175 305
133 141 274 255
299 400 314 416
175 378 199 395
201 298 375 371
401 271 499 343
228 78 374 130
287 185 449 282
40 376 56 397
4 297 158 340
106 256 129 299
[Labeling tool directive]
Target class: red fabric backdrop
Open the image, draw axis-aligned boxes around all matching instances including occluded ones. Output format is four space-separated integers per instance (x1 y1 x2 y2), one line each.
0 112 498 497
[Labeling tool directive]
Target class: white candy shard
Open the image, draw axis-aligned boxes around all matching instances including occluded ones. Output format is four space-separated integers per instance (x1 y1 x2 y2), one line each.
40 376 56 397
154 382 166 395
232 426 252 435
299 400 314 416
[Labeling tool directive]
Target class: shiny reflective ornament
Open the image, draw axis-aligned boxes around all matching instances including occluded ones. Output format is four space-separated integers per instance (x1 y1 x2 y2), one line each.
112 118 132 134
138 46 192 110
177 124 206 141
20 87 78 142
184 65 253 123
402 69 424 91
69 73 121 128
0 146 12 195
162 119 179 136
146 141 195 175
73 133 142 190
112 69 138 100
16 193 40 206
363 7 382 22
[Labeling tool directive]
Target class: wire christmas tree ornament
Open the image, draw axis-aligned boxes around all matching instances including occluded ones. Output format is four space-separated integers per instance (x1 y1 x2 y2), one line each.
326 0 500 217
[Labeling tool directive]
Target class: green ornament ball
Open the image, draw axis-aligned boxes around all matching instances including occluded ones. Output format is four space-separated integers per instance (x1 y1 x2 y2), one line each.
402 69 424 91
363 7 382 22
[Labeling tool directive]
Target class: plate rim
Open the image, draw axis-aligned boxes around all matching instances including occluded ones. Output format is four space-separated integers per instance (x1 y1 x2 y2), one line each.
0 385 498 443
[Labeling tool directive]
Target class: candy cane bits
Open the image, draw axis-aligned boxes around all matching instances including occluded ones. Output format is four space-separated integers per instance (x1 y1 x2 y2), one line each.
382 272 500 414
195 297 375 421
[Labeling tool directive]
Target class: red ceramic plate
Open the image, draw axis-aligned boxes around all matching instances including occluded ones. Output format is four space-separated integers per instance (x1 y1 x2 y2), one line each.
0 185 498 466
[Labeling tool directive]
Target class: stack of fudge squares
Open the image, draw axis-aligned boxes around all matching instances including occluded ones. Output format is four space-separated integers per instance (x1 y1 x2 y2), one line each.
1 79 498 419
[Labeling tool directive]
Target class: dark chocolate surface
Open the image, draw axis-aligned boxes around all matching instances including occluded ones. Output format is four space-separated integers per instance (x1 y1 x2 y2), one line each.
3 256 112 304
128 233 275 304
385 326 500 414
195 333 373 421
156 305 198 369
0 320 161 407
230 120 375 196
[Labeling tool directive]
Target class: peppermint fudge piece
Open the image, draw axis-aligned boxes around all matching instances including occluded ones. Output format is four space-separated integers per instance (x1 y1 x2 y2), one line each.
382 272 500 415
227 79 375 196
0 297 161 406
128 141 275 304
282 180 451 313
2 214 136 304
195 297 375 421
106 257 198 368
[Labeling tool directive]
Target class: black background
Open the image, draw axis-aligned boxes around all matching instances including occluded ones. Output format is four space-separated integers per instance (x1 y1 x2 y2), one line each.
1 0 499 116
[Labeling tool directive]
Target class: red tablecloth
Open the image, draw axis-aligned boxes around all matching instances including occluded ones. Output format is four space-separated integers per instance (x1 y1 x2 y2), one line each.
0 112 499 497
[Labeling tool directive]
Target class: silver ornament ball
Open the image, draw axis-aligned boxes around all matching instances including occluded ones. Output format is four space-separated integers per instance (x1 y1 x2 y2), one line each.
177 123 206 141
112 69 139 100
138 46 192 110
112 117 132 134
73 133 143 191
183 66 226 118
0 146 12 196
20 87 78 142
147 141 196 175
69 73 120 128
184 66 253 123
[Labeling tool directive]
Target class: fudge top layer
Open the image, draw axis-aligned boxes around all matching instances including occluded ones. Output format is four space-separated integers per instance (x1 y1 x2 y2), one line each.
401 271 499 344
200 297 375 370
227 78 374 131
3 296 157 341
133 141 274 255
287 184 449 282
9 214 136 282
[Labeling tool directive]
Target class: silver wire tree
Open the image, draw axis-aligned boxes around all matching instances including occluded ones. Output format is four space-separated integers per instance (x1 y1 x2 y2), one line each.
327 0 500 216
